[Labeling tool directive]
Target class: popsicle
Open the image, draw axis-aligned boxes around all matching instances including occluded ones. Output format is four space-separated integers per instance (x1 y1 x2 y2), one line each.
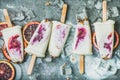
94 20 115 59
48 4 70 57
26 19 52 75
72 9 92 74
1 9 24 62
93 0 116 59
72 20 92 55
49 21 71 57
25 20 52 57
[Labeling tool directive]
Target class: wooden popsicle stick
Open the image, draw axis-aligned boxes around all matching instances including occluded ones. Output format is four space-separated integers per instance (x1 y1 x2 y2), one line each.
61 4 67 23
3 9 12 27
102 0 107 22
79 55 84 74
27 55 36 75
61 4 69 80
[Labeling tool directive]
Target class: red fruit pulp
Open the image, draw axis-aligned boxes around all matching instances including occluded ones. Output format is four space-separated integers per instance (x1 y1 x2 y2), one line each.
104 42 112 52
104 33 113 52
75 27 86 49
8 35 21 54
107 33 112 40
32 24 46 44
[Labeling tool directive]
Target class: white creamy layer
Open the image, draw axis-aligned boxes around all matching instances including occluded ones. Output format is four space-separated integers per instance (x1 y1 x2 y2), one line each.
1 26 24 62
25 20 52 57
72 20 92 55
48 21 71 57
94 20 115 58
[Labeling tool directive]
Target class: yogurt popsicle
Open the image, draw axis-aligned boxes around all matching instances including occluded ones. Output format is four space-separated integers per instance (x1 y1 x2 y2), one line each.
1 26 24 62
72 20 92 55
72 8 92 74
48 21 71 57
93 20 115 59
25 20 52 57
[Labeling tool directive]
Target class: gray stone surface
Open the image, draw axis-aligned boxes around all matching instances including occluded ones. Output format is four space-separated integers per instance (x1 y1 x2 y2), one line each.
0 0 120 80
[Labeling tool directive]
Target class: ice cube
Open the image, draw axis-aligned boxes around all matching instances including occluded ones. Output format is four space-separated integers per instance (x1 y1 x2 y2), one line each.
48 0 64 9
97 61 110 71
60 63 72 77
57 0 64 9
44 56 52 62
20 6 29 12
64 65 72 76
26 10 35 20
95 1 102 10
12 11 25 21
85 56 117 79
36 58 42 64
110 7 119 17
87 0 97 9
116 58 120 69
115 50 120 58
76 8 87 21
29 74 37 80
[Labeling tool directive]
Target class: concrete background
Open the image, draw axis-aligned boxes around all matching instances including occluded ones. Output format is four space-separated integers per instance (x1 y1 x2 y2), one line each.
0 0 120 80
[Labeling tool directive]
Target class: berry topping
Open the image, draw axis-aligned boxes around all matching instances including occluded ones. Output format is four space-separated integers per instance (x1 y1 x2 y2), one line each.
75 27 86 49
55 25 67 49
8 34 21 54
31 24 46 44
107 33 112 40
104 42 112 52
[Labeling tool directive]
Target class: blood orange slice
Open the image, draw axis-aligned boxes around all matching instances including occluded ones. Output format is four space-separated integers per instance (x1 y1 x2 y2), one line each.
0 22 8 37
2 44 11 61
0 60 15 80
23 21 40 44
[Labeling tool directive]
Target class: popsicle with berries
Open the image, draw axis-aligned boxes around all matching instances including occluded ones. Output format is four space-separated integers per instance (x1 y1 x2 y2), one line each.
93 0 117 59
72 9 92 74
48 21 71 57
25 19 52 75
25 20 52 57
48 4 70 57
1 9 24 62
94 20 115 59
72 20 92 55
